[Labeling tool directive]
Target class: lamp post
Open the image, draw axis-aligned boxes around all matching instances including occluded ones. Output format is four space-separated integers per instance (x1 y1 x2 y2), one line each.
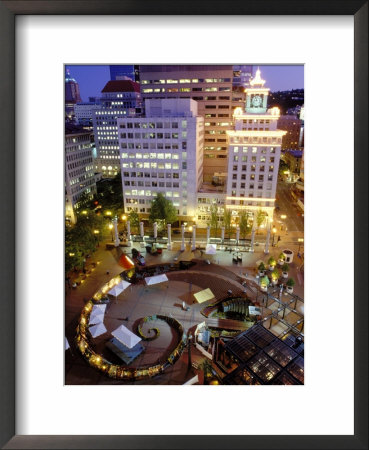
206 225 210 244
221 226 225 243
108 223 114 241
93 229 100 247
298 238 304 253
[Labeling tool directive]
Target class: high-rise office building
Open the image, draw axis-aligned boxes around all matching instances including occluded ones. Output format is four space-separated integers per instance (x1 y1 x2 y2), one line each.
232 65 254 87
65 124 97 224
139 65 246 183
225 68 286 220
110 65 140 82
277 115 302 150
93 80 143 177
117 99 204 220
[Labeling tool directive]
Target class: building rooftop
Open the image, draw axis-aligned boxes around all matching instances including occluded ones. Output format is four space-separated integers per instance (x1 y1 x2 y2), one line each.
101 80 140 94
221 324 304 385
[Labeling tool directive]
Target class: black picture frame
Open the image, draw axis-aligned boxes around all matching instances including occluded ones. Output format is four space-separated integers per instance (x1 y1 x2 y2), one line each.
0 1 367 449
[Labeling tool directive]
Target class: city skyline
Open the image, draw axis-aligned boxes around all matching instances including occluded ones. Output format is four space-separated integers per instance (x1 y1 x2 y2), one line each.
65 64 304 101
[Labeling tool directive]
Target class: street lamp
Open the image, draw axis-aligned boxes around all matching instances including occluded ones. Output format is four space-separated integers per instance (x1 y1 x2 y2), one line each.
298 238 304 252
108 223 114 241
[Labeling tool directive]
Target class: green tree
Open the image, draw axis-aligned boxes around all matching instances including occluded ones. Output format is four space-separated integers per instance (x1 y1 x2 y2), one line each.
95 174 124 216
239 209 252 239
128 210 140 233
209 203 219 237
223 208 232 239
65 212 105 274
149 193 177 229
255 209 267 229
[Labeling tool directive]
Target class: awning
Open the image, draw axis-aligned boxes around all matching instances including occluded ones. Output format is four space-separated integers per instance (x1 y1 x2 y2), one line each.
194 288 215 304
145 274 169 285
89 322 107 338
205 244 217 255
111 324 142 349
119 253 135 270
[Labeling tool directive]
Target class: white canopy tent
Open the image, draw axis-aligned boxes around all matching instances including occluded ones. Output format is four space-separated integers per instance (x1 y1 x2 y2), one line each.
111 325 142 349
91 304 106 315
108 284 125 297
89 322 107 338
205 244 217 255
194 288 215 304
89 311 104 325
145 274 169 286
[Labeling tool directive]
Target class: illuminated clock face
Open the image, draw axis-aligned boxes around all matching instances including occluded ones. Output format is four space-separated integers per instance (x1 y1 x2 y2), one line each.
252 95 262 107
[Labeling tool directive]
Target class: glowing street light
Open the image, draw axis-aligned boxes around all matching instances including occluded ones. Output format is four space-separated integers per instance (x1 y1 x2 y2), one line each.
298 237 304 252
281 214 287 220
108 223 114 241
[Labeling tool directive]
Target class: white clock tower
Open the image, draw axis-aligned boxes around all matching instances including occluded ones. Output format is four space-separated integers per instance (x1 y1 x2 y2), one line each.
245 67 269 113
225 68 287 250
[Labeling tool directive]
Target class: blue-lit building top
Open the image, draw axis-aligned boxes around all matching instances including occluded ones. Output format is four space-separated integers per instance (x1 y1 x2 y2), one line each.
109 65 139 82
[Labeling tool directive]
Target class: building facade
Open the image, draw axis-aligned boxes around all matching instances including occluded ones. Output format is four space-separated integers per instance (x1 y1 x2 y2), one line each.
93 80 143 178
225 68 286 222
74 102 102 126
117 99 204 221
277 115 302 150
65 125 97 224
139 65 246 182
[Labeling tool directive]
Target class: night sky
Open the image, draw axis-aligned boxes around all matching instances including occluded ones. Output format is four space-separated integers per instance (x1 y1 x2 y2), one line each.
65 64 304 102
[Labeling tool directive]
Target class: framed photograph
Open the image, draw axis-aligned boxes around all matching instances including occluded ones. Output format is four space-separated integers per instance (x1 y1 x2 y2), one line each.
1 1 367 449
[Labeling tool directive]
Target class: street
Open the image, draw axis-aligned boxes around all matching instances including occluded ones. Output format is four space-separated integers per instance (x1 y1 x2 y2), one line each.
275 179 304 233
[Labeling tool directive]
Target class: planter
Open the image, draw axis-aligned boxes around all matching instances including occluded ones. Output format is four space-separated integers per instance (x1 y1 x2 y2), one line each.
278 259 284 266
282 271 289 279
260 285 268 292
286 286 294 294
258 271 265 277
269 265 275 271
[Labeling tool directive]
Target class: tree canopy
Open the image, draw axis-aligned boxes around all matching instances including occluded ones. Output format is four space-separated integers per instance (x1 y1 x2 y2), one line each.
149 193 177 228
239 209 252 239
223 209 232 238
65 213 105 273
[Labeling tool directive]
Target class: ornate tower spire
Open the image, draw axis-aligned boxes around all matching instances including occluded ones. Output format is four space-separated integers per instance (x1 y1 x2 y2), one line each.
249 67 266 87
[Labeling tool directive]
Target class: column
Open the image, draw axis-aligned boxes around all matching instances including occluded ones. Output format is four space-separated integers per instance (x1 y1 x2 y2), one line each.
113 217 120 247
236 226 240 245
167 223 172 250
181 224 185 251
139 221 144 241
264 221 271 254
221 227 225 243
126 220 131 247
206 226 210 244
250 218 256 253
191 225 196 251
153 222 157 240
